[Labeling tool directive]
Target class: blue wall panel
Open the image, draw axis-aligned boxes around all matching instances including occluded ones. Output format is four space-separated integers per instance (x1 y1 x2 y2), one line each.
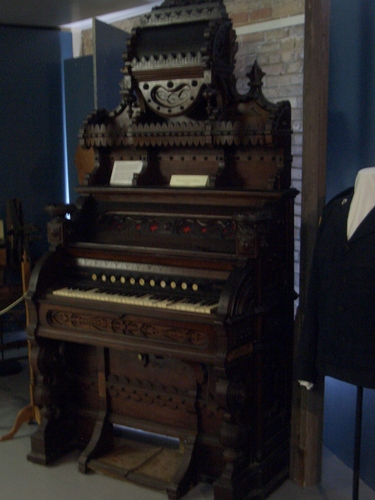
0 26 71 258
64 55 94 202
93 19 129 111
327 0 375 201
63 20 128 202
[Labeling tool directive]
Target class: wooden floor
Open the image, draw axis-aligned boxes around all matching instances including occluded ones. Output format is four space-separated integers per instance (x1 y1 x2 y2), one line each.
0 354 374 500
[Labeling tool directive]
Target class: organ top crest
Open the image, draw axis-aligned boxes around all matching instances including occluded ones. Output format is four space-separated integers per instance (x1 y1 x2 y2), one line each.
79 0 292 191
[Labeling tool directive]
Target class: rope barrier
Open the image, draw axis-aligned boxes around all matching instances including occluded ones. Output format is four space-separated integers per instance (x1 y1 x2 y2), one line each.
0 293 27 316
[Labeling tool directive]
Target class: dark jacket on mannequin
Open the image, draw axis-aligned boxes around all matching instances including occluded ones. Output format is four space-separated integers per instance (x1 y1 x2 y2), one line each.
294 188 375 389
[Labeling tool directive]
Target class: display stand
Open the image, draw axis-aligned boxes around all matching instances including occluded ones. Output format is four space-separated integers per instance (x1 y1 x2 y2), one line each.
0 200 41 440
353 385 363 500
0 248 41 441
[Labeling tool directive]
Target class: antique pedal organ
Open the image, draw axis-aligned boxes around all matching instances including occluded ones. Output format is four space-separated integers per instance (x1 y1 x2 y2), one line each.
26 1 296 498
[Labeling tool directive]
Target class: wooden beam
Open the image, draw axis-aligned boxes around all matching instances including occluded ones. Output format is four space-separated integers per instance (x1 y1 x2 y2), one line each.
290 0 330 487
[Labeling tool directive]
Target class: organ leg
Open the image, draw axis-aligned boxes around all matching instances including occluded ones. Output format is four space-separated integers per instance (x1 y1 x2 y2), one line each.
78 347 113 472
27 339 78 465
210 369 251 499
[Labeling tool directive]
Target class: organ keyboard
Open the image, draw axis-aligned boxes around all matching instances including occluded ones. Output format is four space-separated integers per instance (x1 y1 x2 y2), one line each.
51 255 226 313
25 1 297 499
53 288 219 314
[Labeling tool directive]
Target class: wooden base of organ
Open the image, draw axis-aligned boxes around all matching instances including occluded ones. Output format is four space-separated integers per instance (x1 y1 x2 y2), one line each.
26 1 297 498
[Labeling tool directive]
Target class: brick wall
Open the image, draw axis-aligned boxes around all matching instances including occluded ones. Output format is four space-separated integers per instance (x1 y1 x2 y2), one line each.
81 0 304 296
227 1 305 296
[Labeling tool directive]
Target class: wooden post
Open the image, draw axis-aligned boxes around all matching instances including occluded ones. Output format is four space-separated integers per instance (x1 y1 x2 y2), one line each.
290 0 330 486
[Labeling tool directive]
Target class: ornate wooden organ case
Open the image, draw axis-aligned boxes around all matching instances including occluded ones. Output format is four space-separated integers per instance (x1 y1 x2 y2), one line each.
26 1 296 498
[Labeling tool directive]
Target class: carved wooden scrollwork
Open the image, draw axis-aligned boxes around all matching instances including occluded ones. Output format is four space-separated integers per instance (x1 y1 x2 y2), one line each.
140 78 204 118
47 309 209 347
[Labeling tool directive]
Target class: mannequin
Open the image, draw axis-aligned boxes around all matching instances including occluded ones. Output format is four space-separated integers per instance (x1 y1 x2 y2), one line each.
294 167 375 500
295 167 375 388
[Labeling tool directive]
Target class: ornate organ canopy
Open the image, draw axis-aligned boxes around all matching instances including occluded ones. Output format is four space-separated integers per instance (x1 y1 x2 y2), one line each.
80 0 292 191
